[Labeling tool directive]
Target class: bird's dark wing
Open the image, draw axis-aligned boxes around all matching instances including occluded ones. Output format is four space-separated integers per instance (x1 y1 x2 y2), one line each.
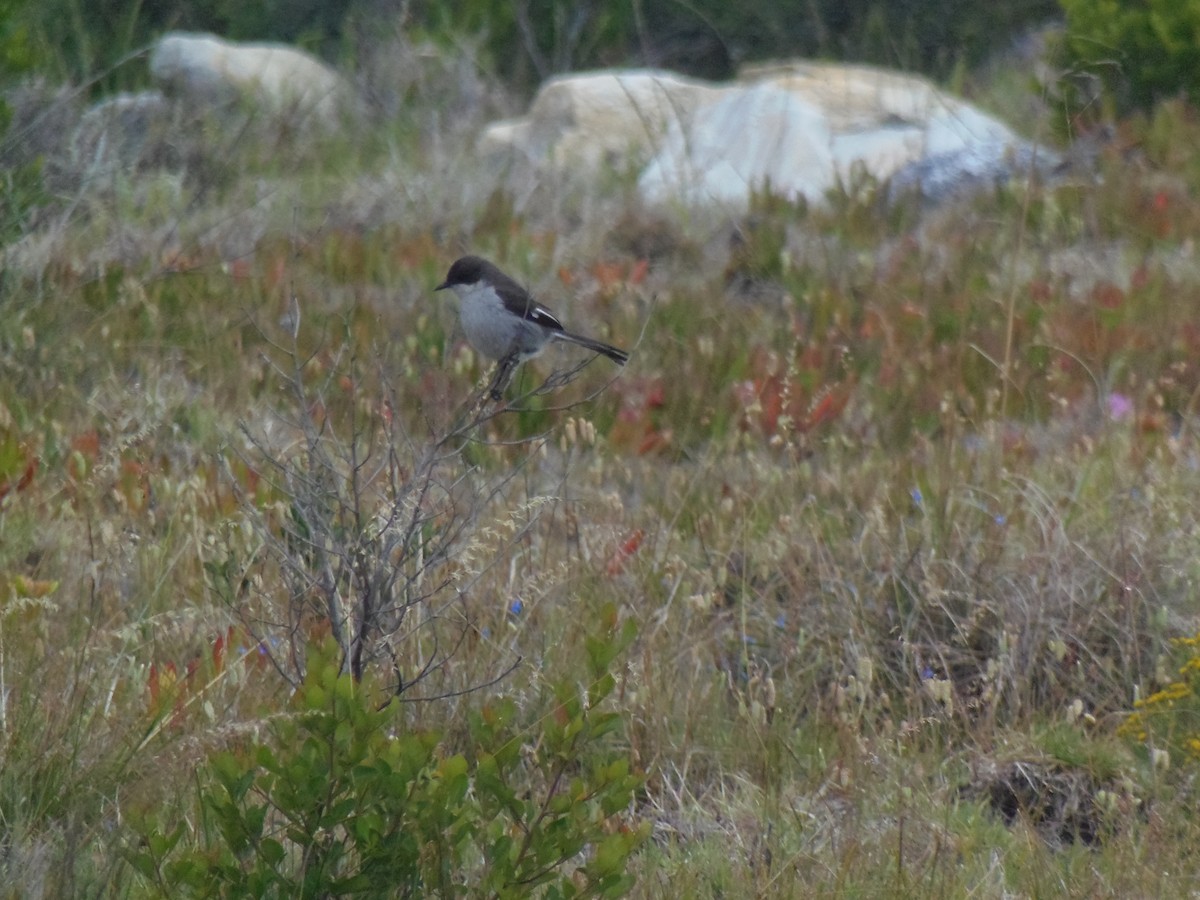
522 302 565 332
494 277 565 333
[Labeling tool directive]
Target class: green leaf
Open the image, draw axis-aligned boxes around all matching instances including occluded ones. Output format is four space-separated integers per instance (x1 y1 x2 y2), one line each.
260 838 285 866
588 672 616 706
590 831 632 878
440 753 469 779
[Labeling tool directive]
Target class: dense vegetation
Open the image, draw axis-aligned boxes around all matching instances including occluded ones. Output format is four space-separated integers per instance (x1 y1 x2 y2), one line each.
0 0 1061 90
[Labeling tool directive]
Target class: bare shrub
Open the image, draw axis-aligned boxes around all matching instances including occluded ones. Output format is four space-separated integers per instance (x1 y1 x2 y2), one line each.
212 289 619 694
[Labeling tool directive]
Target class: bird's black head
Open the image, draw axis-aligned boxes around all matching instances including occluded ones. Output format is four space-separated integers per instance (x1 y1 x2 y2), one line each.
436 255 489 291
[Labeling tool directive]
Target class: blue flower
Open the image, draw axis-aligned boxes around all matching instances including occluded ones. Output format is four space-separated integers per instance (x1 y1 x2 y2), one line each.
910 487 923 507
508 598 524 616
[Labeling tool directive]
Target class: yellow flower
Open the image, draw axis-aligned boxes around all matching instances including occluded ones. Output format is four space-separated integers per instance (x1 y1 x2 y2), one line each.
1142 682 1191 707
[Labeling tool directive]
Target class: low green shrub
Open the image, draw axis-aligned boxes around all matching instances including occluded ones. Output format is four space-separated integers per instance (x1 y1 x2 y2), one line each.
129 618 647 898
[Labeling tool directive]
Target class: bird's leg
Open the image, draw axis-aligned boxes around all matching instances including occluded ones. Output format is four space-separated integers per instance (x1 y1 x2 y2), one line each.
487 353 520 401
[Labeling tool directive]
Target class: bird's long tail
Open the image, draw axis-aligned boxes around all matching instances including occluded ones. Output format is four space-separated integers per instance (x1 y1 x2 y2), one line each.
557 331 629 365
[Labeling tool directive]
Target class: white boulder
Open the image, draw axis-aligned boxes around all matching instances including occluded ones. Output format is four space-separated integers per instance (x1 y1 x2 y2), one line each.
638 80 835 206
481 61 1055 209
72 91 172 173
481 69 720 177
149 32 354 127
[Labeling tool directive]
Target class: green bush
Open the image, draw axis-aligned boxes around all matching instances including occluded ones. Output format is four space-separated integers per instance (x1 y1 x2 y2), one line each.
1059 0 1200 113
129 620 648 898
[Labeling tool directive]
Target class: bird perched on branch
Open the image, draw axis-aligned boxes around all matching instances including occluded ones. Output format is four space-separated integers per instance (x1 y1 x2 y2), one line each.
436 255 628 398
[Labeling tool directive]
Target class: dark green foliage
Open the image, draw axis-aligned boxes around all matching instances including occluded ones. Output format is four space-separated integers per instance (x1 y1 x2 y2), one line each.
129 621 647 898
1058 0 1200 115
414 0 638 88
0 0 36 75
631 0 1061 82
4 0 1061 94
408 0 1060 87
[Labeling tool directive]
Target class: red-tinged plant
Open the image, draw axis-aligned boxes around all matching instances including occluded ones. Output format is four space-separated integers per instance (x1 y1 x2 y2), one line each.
146 626 254 726
1092 282 1125 311
609 376 668 453
9 575 58 599
591 260 626 290
734 346 851 438
635 426 672 455
605 528 645 577
210 626 235 675
588 257 649 294
801 382 853 432
628 258 649 285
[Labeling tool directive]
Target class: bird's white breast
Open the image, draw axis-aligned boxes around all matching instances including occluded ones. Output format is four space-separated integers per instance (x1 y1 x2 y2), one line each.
453 282 544 361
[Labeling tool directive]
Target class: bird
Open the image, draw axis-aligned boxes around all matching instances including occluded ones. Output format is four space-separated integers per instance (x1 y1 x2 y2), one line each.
435 255 629 369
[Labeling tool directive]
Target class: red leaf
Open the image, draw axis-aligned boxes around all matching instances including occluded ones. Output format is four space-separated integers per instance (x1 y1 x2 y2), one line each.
1092 282 1125 309
227 257 254 280
591 260 626 289
800 385 850 431
212 626 234 674
148 661 178 707
554 703 571 727
636 428 671 455
606 528 645 576
72 430 100 459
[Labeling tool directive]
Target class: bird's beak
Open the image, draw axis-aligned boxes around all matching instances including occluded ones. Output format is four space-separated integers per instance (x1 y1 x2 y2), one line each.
435 280 449 291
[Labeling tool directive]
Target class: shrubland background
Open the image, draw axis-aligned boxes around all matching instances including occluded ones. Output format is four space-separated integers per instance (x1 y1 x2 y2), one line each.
5 0 1200 896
